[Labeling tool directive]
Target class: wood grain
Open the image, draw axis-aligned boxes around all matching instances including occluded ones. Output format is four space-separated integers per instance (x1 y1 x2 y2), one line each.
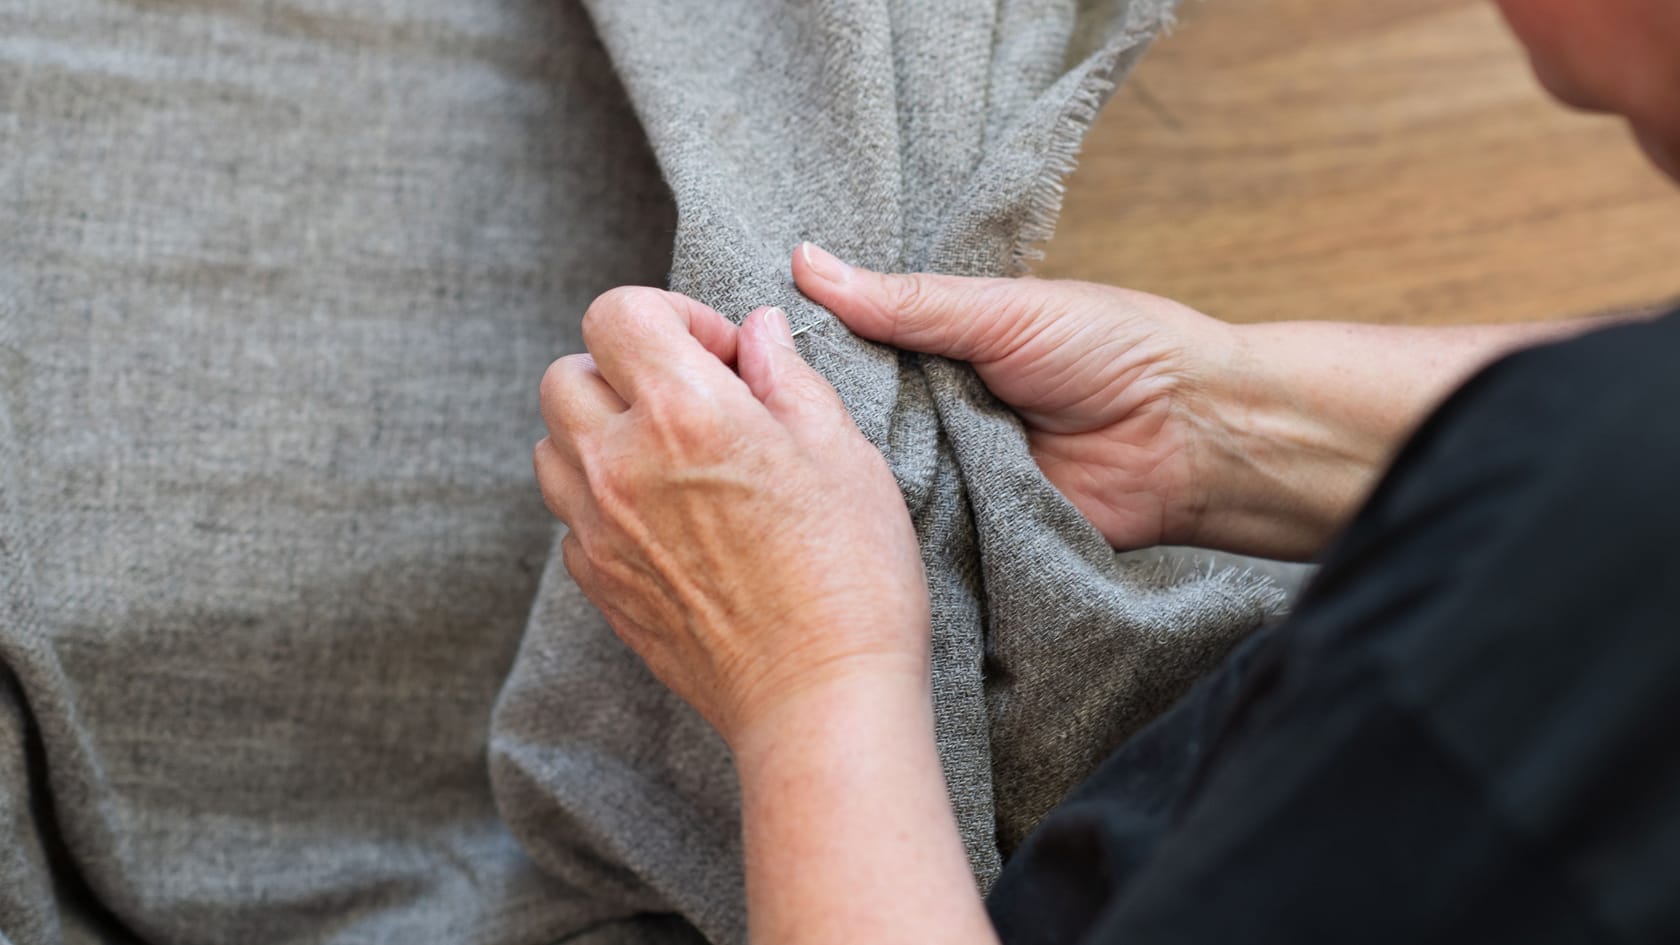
1039 0 1680 325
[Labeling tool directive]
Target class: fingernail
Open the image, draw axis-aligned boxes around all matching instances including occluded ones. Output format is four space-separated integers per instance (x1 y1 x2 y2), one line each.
799 242 852 285
764 307 796 350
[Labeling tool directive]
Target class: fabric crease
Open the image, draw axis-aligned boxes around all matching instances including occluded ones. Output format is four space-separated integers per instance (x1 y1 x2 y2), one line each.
2 1 1287 942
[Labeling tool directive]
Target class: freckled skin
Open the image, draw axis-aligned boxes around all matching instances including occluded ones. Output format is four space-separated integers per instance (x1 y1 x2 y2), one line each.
536 290 930 742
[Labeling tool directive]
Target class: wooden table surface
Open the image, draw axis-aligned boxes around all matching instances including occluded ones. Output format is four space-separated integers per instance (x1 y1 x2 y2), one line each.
1039 0 1680 326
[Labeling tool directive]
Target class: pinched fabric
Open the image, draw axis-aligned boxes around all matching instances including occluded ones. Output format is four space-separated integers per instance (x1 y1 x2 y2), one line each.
0 1 1282 942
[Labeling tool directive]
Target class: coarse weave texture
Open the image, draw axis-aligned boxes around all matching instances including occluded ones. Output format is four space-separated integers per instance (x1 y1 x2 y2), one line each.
2 1 1284 943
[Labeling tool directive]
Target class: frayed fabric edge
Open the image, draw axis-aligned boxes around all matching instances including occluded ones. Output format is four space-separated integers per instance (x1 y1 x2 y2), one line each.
1008 10 1315 618
1008 13 1177 274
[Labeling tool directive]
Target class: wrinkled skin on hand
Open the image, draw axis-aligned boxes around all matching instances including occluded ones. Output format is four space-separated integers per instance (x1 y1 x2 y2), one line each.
534 287 930 746
793 244 1240 551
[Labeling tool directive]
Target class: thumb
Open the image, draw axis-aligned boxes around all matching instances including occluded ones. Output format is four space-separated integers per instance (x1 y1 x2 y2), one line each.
792 242 1042 364
736 307 854 446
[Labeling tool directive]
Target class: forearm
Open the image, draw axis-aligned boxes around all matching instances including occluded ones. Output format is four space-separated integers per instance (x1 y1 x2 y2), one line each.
731 667 997 945
1190 317 1616 560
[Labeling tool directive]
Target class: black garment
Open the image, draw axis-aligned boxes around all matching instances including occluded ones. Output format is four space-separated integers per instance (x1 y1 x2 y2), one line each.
987 312 1680 945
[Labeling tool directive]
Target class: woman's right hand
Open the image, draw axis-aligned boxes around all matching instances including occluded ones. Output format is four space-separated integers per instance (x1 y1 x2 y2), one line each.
794 242 1243 554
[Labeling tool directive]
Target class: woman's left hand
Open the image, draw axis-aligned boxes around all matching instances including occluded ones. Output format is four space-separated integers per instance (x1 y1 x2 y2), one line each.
534 287 930 748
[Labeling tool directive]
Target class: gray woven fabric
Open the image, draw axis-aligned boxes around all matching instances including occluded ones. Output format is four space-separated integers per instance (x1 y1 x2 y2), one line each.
2 0 1283 942
490 0 1285 941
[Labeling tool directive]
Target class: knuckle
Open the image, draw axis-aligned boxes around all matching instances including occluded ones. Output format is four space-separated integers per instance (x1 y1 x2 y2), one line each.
579 446 641 516
601 285 667 309
539 359 565 406
542 356 610 448
886 273 1015 358
888 273 938 328
540 492 566 523
559 531 583 563
934 276 1040 361
578 441 623 487
560 533 595 585
583 286 667 340
540 354 587 401
788 371 849 418
643 391 730 453
536 475 571 523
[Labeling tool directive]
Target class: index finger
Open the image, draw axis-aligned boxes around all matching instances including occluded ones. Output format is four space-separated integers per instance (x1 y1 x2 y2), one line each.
581 286 743 405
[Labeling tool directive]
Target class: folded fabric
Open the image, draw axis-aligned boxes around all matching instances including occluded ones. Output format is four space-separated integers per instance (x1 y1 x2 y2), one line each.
491 1 1283 941
0 1 1282 942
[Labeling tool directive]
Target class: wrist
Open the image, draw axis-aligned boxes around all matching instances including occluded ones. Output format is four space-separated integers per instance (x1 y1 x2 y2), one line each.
1192 317 1600 560
728 653 932 767
1182 322 1382 560
731 652 996 945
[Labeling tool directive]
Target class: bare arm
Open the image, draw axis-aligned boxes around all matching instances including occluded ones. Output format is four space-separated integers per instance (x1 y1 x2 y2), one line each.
734 673 997 945
1194 318 1613 558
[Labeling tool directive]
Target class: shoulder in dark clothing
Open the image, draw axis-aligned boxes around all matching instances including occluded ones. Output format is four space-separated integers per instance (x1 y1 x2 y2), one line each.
988 310 1680 945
